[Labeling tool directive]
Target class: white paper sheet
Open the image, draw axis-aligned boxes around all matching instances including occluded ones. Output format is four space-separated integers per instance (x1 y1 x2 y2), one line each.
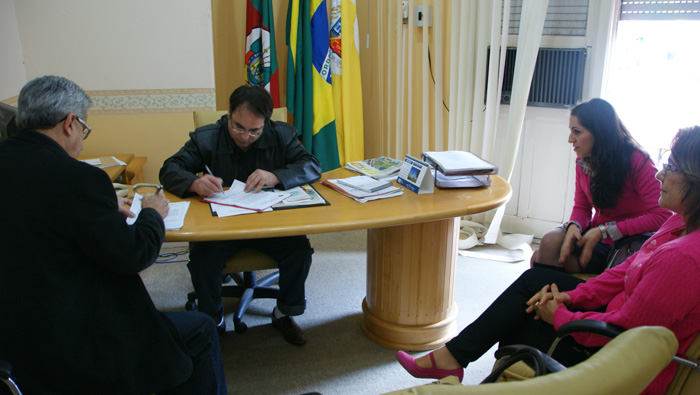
126 193 190 231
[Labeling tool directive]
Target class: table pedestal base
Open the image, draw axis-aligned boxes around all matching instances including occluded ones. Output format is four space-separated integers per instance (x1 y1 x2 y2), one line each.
362 218 460 351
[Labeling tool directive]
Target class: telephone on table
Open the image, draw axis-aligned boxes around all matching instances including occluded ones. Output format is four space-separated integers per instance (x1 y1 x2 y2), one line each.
113 183 161 198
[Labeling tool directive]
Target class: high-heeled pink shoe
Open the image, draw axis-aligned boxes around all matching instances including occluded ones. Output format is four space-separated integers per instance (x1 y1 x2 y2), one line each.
396 350 464 382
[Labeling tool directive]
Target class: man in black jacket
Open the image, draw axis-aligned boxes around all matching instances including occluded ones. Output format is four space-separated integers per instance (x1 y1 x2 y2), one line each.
0 75 226 394
160 85 321 345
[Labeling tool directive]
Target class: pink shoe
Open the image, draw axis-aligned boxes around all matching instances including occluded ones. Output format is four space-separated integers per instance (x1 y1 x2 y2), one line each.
396 350 464 383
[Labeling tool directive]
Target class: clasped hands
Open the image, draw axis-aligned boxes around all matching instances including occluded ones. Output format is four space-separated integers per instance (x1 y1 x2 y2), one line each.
189 169 280 196
559 224 604 268
525 283 572 325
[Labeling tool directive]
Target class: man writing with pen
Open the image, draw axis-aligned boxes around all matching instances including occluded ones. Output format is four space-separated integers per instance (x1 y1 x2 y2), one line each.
159 85 321 345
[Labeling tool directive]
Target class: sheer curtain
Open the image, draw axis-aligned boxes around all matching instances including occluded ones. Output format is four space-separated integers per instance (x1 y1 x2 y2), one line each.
372 0 549 251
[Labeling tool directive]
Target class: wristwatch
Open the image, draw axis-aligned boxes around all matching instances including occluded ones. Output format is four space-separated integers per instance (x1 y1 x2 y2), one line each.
598 224 608 239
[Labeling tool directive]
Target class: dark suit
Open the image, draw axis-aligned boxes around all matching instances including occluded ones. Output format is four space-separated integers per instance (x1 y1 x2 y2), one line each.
159 116 321 319
0 130 221 394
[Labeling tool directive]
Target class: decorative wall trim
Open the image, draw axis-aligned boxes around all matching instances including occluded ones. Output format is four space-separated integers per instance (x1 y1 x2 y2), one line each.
87 88 216 115
3 89 216 115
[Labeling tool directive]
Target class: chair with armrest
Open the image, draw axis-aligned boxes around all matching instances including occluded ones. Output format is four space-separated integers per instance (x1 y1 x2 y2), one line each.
384 325 679 395
549 320 700 395
491 319 700 394
184 108 288 334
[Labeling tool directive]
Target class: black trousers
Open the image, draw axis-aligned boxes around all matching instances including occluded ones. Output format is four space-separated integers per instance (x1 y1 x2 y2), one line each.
445 268 600 368
188 236 313 318
160 311 227 395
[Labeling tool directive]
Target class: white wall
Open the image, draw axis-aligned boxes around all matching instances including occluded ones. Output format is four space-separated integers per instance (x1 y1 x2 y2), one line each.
8 0 214 92
0 0 27 100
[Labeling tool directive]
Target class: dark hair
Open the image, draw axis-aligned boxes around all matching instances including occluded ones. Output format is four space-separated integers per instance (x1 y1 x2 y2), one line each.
669 126 700 232
228 85 273 120
16 75 92 130
571 98 644 209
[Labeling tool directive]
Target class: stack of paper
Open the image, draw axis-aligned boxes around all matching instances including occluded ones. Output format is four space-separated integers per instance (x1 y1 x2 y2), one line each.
322 178 403 203
345 156 402 179
422 151 497 176
127 193 190 231
337 176 392 193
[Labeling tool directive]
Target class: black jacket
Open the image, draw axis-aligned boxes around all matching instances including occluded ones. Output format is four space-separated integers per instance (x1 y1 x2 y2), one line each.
0 130 192 394
159 115 322 198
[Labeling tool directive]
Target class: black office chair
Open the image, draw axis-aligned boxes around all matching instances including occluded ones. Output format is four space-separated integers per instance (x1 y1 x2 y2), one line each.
573 231 654 281
0 360 22 395
185 248 279 334
0 103 19 142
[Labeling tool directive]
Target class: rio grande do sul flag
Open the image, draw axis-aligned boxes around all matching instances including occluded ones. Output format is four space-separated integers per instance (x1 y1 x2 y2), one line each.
330 0 364 165
286 0 340 171
245 0 280 107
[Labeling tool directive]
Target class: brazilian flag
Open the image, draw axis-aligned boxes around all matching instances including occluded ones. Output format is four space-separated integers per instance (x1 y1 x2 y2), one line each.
286 0 340 172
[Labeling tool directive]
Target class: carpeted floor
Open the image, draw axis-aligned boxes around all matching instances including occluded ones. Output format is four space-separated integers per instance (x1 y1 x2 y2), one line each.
141 230 531 394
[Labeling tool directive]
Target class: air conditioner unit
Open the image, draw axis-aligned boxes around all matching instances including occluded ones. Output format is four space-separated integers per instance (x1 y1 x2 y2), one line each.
485 48 586 108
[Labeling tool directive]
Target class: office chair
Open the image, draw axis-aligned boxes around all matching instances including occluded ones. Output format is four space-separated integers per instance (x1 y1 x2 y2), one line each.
573 231 654 281
0 103 19 142
0 360 22 395
185 108 287 334
383 326 679 394
547 320 700 395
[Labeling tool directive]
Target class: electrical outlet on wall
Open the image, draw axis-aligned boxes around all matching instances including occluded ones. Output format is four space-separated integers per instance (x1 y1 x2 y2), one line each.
414 5 432 27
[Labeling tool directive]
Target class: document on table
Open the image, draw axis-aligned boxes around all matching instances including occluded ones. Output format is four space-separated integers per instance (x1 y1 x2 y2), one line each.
127 193 190 231
81 156 127 168
202 180 291 211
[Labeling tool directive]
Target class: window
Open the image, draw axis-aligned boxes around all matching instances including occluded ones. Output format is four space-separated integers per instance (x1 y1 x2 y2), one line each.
605 3 700 162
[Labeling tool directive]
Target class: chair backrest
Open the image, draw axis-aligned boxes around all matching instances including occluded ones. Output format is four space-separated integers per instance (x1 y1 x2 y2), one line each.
192 107 288 129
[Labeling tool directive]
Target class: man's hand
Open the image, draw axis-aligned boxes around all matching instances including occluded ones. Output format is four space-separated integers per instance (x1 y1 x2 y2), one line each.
577 227 604 267
142 192 170 220
188 174 224 197
117 197 136 219
558 224 582 263
245 169 280 193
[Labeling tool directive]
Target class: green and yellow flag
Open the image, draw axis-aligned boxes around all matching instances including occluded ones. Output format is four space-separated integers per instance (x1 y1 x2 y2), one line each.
330 0 364 165
286 0 340 172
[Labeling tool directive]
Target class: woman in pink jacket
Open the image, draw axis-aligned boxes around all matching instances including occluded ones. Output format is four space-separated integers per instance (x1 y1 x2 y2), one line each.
533 98 670 274
397 126 700 394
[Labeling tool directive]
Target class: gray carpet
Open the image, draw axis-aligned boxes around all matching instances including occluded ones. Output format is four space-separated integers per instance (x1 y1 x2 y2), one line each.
141 230 531 394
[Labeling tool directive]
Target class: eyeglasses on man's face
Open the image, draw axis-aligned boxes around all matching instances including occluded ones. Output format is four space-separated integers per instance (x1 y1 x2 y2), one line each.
60 115 92 140
76 117 92 140
229 117 262 138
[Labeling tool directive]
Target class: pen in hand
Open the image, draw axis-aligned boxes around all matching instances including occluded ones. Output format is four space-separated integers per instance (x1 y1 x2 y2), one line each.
155 185 163 195
204 164 225 194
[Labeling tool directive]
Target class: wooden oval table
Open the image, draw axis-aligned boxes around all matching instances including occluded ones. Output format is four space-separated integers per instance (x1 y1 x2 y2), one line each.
163 168 511 351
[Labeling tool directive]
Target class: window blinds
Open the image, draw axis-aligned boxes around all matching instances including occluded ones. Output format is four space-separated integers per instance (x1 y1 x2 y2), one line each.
621 0 700 20
506 0 589 36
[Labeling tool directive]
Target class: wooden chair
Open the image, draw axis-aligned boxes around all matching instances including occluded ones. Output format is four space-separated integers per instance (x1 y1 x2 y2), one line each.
184 107 288 334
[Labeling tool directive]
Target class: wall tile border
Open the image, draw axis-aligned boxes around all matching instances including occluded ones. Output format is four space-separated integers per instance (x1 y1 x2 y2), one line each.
2 88 216 115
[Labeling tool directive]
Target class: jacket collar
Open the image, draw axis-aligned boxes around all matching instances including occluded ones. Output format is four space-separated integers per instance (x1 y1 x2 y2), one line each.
14 129 72 158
